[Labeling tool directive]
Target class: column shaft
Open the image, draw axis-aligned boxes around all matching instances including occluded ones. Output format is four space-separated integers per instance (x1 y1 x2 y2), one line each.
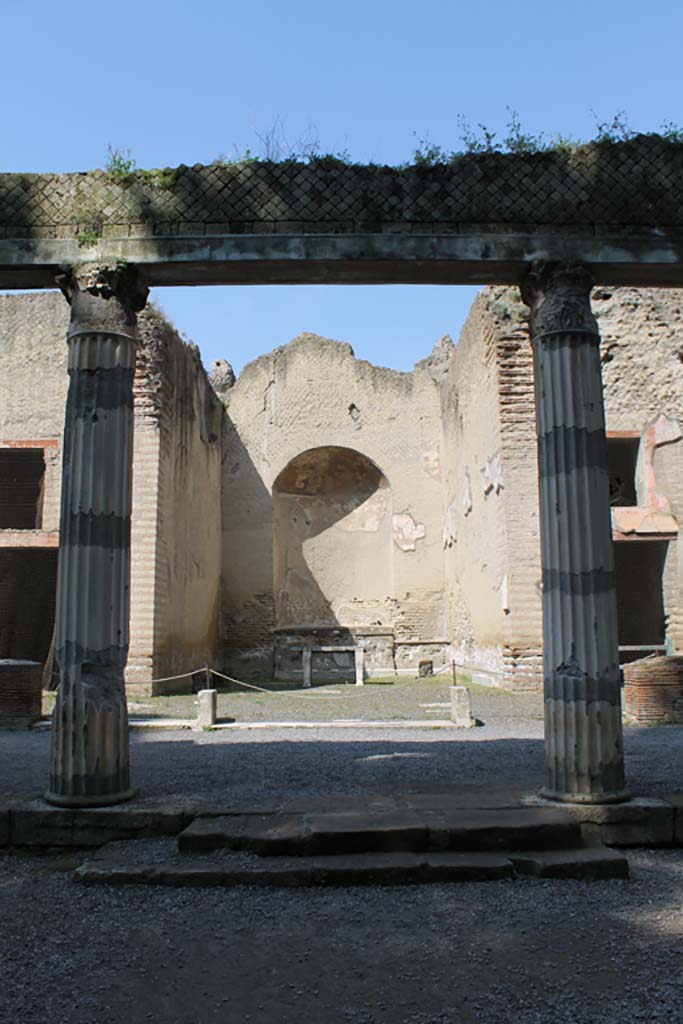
46 267 147 806
523 263 627 803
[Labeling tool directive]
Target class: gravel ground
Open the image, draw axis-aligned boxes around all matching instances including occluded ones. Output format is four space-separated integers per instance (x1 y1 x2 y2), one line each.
1 693 681 806
1 846 682 1024
2 697 683 1022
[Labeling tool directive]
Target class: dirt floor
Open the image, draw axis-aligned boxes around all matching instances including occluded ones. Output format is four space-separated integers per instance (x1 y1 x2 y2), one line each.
43 675 536 724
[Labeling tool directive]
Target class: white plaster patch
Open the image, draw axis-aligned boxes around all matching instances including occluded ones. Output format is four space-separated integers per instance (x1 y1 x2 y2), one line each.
482 452 503 496
463 473 473 516
393 513 426 552
648 412 682 447
500 575 510 614
442 498 457 548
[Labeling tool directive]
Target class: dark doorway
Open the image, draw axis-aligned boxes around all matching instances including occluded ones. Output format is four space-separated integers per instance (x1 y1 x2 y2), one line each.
0 549 57 661
614 540 668 662
0 448 45 528
607 436 639 507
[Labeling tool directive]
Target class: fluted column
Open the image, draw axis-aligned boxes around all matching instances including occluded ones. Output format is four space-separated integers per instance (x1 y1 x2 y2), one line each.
522 263 627 803
45 265 148 807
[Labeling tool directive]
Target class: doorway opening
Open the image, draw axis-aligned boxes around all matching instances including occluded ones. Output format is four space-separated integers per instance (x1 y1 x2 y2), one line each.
614 539 669 663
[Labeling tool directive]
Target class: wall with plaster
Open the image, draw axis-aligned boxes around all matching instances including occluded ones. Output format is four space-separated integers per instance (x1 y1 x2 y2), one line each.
216 332 447 676
127 308 223 692
440 290 526 684
0 293 222 694
1 284 681 692
595 287 683 654
0 293 68 535
445 286 683 686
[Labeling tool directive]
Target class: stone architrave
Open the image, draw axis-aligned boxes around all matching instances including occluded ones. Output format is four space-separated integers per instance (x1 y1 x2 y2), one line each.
522 263 627 804
45 264 148 807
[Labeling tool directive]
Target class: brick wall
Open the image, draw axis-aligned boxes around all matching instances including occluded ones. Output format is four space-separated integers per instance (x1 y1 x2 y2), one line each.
448 286 683 689
0 293 222 693
441 291 514 682
127 306 223 694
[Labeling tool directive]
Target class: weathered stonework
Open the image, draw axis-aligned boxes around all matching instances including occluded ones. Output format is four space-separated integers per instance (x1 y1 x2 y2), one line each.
46 265 147 806
0 292 222 697
220 332 448 678
1 138 681 239
523 264 625 802
0 284 681 697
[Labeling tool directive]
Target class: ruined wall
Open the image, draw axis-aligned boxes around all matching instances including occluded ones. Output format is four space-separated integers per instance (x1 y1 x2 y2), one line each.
217 333 447 677
595 287 683 654
119 306 223 693
3 137 682 241
0 293 68 533
0 292 222 692
441 290 532 685
446 286 683 689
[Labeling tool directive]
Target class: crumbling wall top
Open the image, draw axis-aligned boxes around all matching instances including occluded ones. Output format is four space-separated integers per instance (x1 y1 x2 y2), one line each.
2 136 682 240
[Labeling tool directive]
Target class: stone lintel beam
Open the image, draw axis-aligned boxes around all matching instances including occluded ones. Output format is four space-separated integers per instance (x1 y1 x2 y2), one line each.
522 262 628 804
3 230 683 289
45 264 148 807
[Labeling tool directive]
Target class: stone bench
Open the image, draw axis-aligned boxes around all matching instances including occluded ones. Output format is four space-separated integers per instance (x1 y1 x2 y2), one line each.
288 646 365 688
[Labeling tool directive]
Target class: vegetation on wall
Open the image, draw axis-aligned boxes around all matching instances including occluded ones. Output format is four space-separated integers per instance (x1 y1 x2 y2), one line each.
101 110 683 186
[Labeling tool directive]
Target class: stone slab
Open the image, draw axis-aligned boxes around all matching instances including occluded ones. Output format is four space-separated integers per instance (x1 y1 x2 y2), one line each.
6 231 683 291
554 797 675 847
420 852 515 883
424 807 581 852
9 800 196 848
33 719 454 732
177 815 308 856
0 805 12 846
509 845 629 880
179 807 582 857
75 843 515 887
662 793 683 844
302 812 429 855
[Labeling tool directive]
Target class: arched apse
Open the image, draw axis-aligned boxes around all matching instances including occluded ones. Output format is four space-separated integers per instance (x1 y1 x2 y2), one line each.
272 446 393 629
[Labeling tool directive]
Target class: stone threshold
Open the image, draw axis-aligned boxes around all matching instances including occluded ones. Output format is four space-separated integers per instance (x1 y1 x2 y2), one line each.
31 719 456 732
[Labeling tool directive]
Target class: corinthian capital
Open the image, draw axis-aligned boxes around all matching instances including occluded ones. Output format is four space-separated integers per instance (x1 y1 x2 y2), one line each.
56 263 149 338
522 262 598 341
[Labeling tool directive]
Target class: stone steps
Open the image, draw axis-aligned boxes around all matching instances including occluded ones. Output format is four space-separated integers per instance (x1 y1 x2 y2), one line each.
71 806 629 887
177 807 583 857
74 837 628 887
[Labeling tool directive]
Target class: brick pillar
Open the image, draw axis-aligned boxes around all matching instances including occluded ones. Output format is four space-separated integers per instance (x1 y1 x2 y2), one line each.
522 263 627 804
45 265 148 807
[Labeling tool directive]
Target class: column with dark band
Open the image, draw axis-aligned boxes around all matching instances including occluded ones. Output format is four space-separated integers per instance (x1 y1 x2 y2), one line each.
45 265 148 806
522 263 627 803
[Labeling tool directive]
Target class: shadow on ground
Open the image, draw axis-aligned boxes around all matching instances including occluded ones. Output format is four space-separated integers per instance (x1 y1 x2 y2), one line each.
1 725 681 805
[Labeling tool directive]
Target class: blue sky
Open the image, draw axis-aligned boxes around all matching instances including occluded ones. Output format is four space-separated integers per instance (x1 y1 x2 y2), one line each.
2 0 681 373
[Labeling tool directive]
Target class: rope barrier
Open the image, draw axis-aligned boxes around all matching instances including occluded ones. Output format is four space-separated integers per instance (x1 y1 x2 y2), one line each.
208 667 328 698
47 658 502 695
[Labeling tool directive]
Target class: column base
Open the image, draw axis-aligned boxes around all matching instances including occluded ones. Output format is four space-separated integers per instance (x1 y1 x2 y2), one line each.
43 788 136 808
539 786 630 806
